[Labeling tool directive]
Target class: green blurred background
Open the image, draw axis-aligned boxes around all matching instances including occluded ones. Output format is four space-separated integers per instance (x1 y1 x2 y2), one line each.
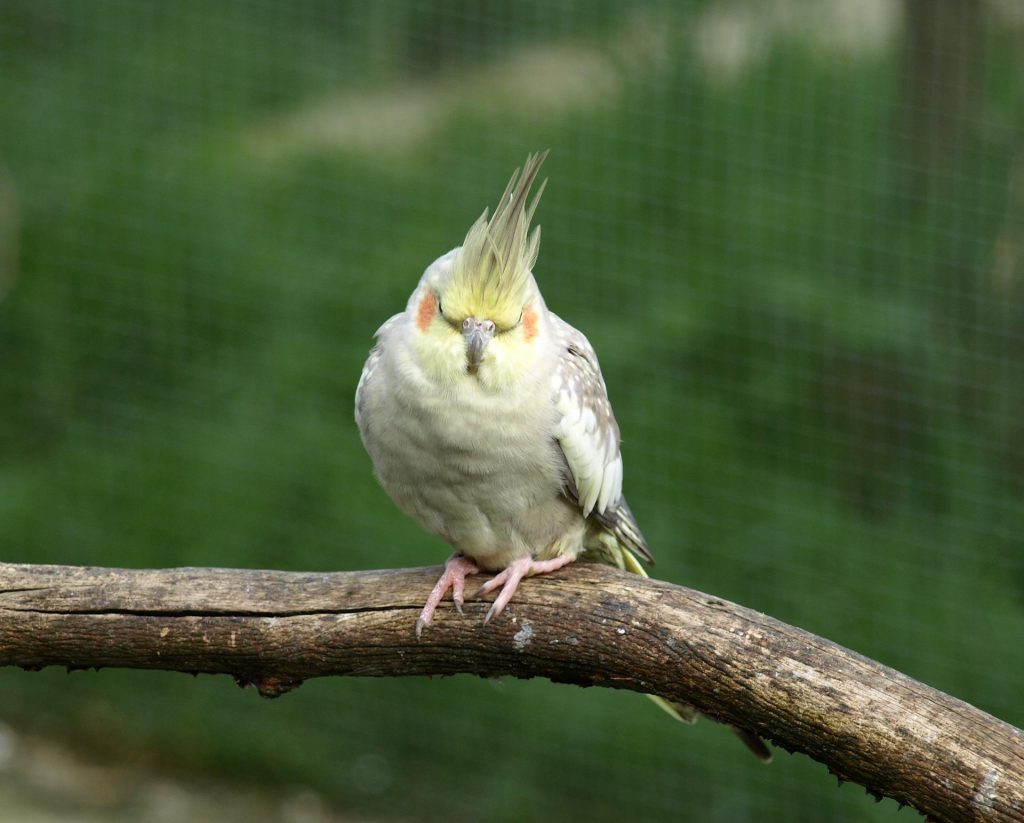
1 1 1023 820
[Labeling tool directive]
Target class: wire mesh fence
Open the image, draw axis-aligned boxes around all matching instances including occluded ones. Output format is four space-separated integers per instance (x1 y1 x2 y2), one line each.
1 1 1022 820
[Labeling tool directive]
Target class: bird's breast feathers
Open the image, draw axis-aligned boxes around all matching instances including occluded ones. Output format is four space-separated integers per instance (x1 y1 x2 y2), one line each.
357 319 578 568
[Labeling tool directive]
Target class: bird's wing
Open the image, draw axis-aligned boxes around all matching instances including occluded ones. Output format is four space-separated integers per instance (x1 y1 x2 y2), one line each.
550 314 653 563
355 313 401 430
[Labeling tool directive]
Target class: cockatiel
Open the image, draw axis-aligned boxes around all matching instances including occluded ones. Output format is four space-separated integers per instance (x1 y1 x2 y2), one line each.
356 152 770 761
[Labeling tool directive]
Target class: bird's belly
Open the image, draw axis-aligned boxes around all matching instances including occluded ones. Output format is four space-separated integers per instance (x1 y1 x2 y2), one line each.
364 380 581 569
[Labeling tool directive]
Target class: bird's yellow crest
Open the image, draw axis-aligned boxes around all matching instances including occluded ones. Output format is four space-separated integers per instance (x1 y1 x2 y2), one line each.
444 151 549 330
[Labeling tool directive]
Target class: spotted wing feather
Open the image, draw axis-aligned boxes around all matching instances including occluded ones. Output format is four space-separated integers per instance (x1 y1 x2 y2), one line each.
550 314 653 564
355 313 401 432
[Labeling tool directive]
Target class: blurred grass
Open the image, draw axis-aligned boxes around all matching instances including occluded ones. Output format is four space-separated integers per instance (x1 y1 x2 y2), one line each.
1 1 1023 820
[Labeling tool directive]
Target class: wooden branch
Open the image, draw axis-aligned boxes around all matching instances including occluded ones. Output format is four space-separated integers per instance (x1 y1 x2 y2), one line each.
1 562 1021 821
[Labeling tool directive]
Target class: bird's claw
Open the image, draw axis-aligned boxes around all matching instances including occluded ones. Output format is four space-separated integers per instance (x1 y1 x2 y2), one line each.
474 554 576 626
415 554 481 637
418 554 575 634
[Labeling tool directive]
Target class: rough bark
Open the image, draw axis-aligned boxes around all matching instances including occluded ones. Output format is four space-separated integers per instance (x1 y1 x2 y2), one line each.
1 561 1021 821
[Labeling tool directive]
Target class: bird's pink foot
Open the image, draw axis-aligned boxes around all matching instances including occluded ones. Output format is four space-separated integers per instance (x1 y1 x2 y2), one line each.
476 554 576 625
416 554 481 637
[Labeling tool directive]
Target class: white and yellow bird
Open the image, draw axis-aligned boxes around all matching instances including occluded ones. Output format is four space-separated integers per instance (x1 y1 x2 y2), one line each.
355 152 770 761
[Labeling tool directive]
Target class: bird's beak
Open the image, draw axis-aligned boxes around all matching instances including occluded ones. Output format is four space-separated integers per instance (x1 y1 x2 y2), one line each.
462 317 496 373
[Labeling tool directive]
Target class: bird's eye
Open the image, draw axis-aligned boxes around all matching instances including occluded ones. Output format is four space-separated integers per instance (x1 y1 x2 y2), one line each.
436 296 443 316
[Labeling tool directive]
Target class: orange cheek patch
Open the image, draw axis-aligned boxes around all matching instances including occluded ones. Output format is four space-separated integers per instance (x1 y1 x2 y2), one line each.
416 292 437 332
522 306 538 341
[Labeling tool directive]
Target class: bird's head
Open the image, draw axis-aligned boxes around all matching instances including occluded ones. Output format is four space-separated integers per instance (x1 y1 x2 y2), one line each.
408 151 550 390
